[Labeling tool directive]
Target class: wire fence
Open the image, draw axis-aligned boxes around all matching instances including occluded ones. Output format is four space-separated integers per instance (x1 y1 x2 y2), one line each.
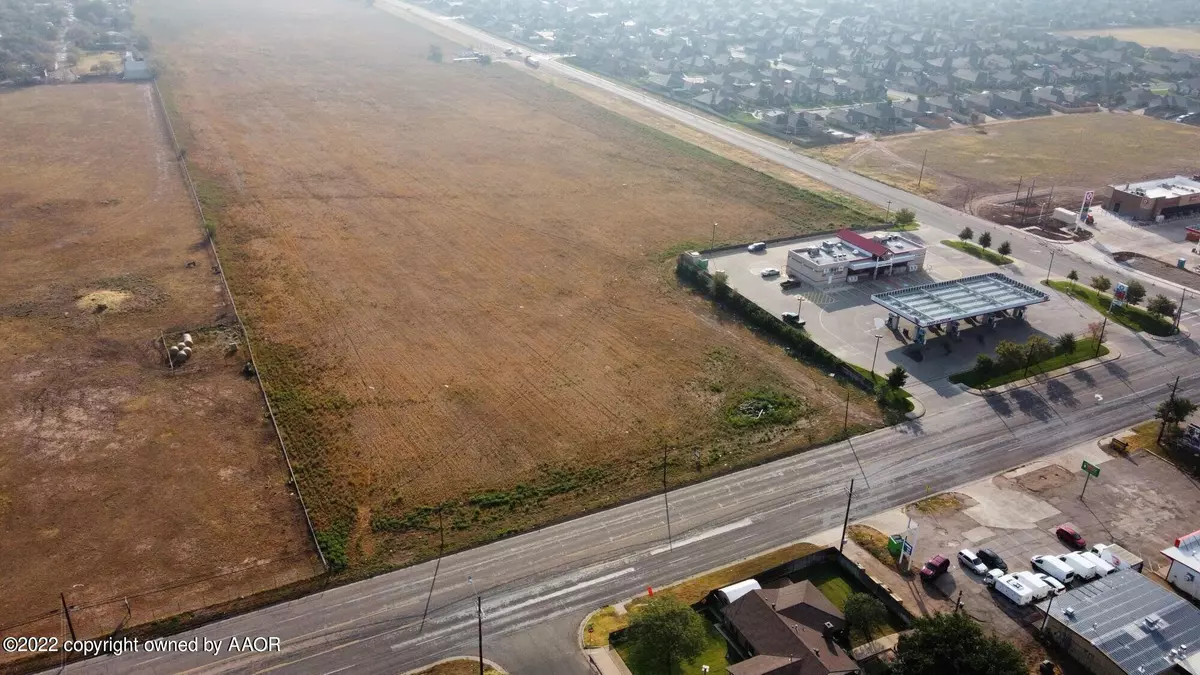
147 78 326 571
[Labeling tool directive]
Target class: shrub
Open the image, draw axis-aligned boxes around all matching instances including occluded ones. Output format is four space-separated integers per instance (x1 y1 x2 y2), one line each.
978 232 992 249
1025 335 1053 366
1067 269 1079 284
1147 294 1178 318
1125 280 1146 306
994 340 1024 371
1091 275 1111 293
1055 332 1077 354
958 227 973 242
894 208 916 226
973 354 993 376
886 365 909 389
997 241 1011 255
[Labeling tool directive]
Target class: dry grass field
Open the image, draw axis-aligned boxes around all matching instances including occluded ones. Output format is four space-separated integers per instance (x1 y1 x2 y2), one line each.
0 84 318 640
138 0 884 571
818 113 1200 211
1059 27 1200 53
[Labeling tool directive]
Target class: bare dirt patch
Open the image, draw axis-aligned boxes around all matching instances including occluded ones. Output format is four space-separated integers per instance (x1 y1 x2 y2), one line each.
831 114 1200 228
0 84 317 643
138 0 883 571
1013 464 1076 493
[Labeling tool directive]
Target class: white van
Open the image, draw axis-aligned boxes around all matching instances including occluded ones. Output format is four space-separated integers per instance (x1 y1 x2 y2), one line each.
994 574 1035 606
1031 555 1076 585
1016 571 1052 600
1059 552 1099 581
1036 573 1066 596
1079 551 1116 576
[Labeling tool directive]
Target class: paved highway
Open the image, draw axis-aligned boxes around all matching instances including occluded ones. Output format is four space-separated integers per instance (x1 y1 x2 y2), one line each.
62 338 1200 674
52 5 1200 674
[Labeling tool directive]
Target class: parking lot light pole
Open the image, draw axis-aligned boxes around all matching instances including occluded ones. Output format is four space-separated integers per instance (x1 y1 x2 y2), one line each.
1046 249 1055 282
869 335 883 383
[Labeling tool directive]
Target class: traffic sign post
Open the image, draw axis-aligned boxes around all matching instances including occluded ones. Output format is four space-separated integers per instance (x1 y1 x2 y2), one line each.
1080 460 1100 499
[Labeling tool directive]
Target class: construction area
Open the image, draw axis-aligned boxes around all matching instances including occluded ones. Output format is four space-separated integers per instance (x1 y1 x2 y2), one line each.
0 83 319 648
133 0 888 571
813 113 1200 236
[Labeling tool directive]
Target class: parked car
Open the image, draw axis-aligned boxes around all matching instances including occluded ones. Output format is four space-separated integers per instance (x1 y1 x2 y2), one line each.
760 268 781 278
748 242 767 252
1032 555 1076 585
780 312 805 328
1058 552 1099 581
1056 525 1086 550
977 548 1007 572
780 278 803 290
958 549 988 574
920 554 950 582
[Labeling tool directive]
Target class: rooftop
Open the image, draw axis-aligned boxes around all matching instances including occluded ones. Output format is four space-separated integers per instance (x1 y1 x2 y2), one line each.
871 273 1049 327
790 231 924 267
1163 529 1200 572
1036 569 1200 675
1112 175 1200 200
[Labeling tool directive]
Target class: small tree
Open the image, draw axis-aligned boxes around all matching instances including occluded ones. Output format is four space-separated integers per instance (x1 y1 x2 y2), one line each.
978 232 992 249
995 340 1024 371
1091 275 1112 293
974 354 994 377
1125 280 1146 306
886 365 909 389
1147 294 1178 319
428 45 443 62
627 594 708 670
1067 269 1079 291
1055 332 1077 354
894 208 916 226
1156 397 1198 445
958 227 974 242
844 592 888 643
1024 335 1054 373
997 241 1012 256
711 271 731 301
1087 321 1107 345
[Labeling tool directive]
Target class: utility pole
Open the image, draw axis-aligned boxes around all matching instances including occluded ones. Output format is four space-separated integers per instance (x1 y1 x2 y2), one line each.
662 446 673 552
916 149 928 189
1040 592 1055 634
955 590 963 613
843 390 851 435
1157 375 1181 445
1010 176 1023 223
884 200 892 222
1095 315 1107 357
1175 288 1187 331
839 478 855 552
1046 249 1055 283
61 593 76 641
477 595 484 675
419 508 446 632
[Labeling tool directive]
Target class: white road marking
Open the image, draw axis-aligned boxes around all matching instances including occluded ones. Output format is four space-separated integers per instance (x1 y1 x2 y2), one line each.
649 518 753 555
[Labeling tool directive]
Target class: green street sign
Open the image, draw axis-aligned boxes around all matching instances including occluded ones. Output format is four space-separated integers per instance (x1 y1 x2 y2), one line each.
1082 460 1100 477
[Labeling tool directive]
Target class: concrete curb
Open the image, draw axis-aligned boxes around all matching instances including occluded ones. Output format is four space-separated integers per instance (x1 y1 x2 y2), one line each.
905 395 927 420
958 346 1122 396
400 657 508 675
1147 326 1191 343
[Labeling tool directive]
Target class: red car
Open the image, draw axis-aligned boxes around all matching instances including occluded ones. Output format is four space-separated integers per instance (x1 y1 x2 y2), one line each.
920 554 950 582
1056 525 1086 550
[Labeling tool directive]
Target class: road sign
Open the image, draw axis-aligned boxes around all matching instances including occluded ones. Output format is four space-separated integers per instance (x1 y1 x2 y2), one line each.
1083 190 1095 205
902 540 914 556
1082 460 1100 477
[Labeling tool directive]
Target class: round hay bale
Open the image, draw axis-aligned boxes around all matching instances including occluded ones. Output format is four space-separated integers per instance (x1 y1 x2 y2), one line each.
174 351 189 363
182 346 193 357
183 333 194 347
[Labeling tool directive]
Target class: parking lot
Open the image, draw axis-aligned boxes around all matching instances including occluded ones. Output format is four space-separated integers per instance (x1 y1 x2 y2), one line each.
847 441 1200 649
707 227 1128 411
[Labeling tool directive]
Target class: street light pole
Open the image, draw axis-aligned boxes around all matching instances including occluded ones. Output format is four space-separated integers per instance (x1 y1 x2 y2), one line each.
1175 288 1186 331
1046 249 1055 283
662 446 673 552
710 222 717 251
1095 315 1107 357
468 576 483 675
916 149 928 189
869 334 883 383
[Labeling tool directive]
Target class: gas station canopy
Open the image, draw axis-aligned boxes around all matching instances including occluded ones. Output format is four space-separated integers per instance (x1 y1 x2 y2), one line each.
870 273 1049 327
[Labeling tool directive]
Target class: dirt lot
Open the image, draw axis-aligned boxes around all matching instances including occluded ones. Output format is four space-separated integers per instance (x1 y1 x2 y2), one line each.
1059 27 1200 53
0 84 318 640
814 113 1200 229
137 0 883 571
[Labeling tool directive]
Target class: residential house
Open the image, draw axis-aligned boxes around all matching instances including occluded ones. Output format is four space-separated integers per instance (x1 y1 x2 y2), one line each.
953 68 988 89
722 582 859 675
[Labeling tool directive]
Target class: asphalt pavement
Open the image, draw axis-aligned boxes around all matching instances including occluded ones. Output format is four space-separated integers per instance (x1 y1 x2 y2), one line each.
46 5 1200 674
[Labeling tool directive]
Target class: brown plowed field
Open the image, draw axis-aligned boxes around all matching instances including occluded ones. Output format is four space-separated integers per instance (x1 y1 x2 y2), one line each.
0 84 318 640
140 0 882 569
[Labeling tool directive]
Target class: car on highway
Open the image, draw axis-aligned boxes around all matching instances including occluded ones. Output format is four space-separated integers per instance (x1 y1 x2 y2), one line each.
977 548 1007 572
1056 524 1086 550
760 268 780 278
958 549 988 574
748 242 767 252
920 554 950 582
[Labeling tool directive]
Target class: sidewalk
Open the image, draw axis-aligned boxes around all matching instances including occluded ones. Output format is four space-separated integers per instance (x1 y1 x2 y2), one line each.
585 647 633 675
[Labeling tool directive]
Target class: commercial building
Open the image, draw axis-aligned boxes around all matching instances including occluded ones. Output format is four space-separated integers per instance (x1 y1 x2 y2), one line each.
1105 175 1200 221
1036 568 1200 675
785 230 926 287
1163 530 1200 602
